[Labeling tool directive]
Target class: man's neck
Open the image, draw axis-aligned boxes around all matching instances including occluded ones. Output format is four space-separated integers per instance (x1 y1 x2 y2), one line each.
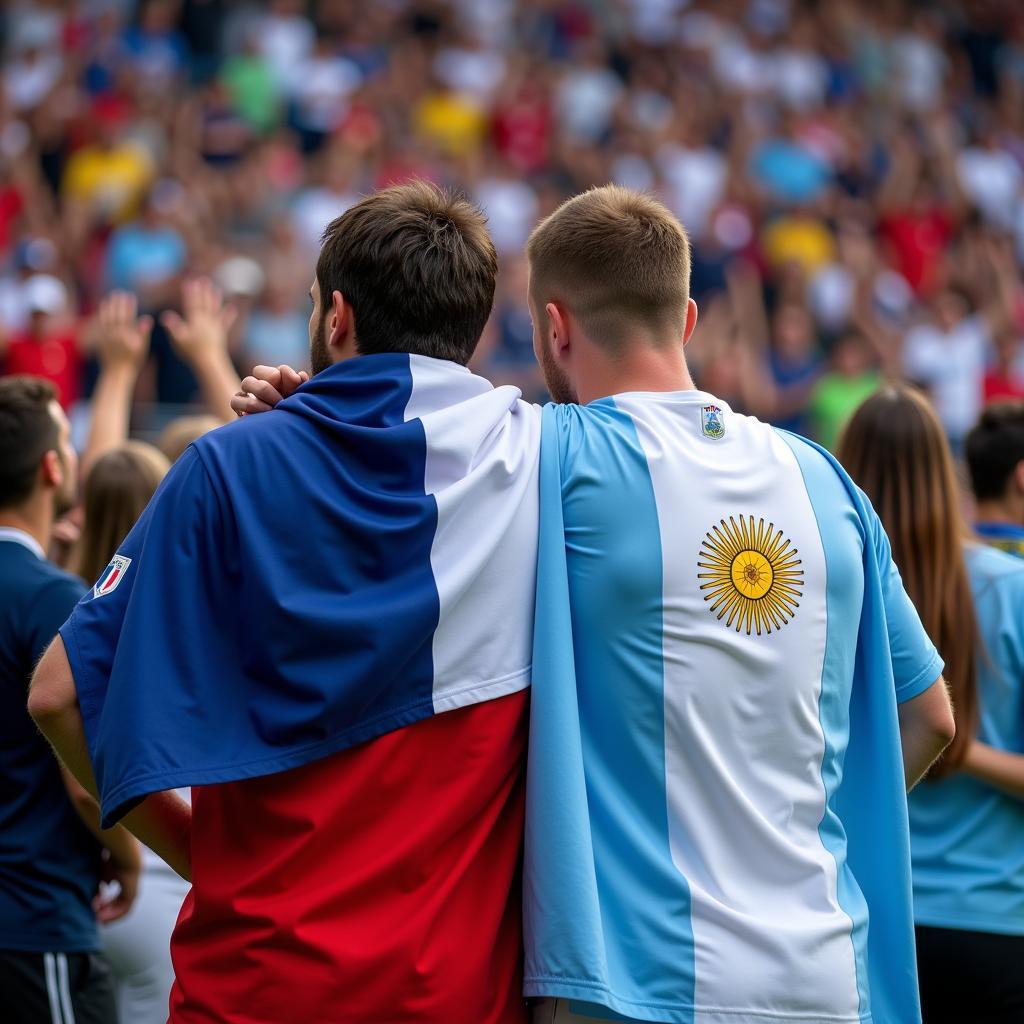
576 346 696 405
0 498 53 556
974 499 1023 529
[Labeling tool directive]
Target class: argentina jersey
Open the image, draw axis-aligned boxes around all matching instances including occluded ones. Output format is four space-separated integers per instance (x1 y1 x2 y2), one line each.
524 392 943 1024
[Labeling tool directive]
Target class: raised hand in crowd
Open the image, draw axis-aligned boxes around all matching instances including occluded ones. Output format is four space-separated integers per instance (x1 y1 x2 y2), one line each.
162 277 241 423
79 291 153 480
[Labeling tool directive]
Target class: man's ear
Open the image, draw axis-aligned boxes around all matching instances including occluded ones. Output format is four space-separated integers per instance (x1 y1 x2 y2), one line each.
545 302 570 359
682 298 699 345
327 290 355 355
40 449 62 490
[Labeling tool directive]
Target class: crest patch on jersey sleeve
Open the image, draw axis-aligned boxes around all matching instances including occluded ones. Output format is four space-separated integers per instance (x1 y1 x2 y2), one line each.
93 555 132 599
701 404 725 439
697 515 803 635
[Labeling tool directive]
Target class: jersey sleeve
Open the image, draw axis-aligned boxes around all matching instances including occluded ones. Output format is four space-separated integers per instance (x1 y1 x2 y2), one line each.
59 445 239 816
860 489 945 703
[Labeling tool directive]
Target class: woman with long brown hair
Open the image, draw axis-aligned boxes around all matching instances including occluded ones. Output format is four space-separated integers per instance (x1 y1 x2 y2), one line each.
839 384 1024 1024
71 442 170 586
71 441 192 1024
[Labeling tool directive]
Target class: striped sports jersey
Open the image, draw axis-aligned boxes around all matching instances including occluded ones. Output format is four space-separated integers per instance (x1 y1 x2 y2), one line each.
525 393 943 1024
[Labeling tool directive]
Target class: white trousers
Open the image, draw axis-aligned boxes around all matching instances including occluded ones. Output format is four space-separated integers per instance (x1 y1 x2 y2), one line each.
101 864 190 1024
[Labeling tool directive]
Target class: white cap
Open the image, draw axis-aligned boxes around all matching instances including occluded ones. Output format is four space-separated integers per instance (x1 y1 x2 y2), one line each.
25 274 67 315
214 256 266 298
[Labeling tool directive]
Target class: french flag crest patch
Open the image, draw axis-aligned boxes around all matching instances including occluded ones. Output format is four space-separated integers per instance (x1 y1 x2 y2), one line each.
93 555 131 599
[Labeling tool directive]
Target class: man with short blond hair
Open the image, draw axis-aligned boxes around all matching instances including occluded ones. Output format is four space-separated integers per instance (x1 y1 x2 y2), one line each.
527 185 691 350
522 186 952 1024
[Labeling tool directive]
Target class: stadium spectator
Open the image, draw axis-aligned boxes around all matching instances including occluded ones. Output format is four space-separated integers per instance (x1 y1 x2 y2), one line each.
840 385 1024 1023
0 375 139 1024
70 440 190 1024
3 0 1024 450
156 413 221 464
1 275 83 409
902 237 1020 451
72 443 169 587
966 401 1024 558
521 186 953 1024
807 328 882 451
31 182 538 1024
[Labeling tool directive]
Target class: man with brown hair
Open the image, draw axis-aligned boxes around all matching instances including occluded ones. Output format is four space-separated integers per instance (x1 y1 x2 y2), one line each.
30 181 540 1023
0 376 141 1024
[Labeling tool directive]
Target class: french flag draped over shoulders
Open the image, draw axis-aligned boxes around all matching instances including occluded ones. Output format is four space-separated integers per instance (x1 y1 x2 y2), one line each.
60 353 541 827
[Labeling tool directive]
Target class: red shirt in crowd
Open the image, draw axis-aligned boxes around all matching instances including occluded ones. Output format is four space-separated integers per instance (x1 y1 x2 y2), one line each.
5 330 82 408
879 208 954 295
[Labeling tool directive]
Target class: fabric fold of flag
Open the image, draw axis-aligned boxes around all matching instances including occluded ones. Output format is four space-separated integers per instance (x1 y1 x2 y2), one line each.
60 353 540 827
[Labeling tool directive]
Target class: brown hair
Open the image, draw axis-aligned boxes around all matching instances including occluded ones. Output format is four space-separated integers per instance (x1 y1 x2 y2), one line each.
72 442 169 585
837 384 977 775
0 375 59 509
316 180 497 365
527 185 691 350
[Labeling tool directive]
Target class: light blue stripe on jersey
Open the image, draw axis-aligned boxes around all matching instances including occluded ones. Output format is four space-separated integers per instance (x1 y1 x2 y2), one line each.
780 432 871 1016
525 402 695 1022
782 432 934 1024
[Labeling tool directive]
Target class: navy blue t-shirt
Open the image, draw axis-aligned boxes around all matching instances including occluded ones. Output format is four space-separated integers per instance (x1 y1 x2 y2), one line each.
0 532 101 953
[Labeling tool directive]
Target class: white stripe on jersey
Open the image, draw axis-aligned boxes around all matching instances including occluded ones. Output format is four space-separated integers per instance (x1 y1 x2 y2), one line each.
615 393 860 1020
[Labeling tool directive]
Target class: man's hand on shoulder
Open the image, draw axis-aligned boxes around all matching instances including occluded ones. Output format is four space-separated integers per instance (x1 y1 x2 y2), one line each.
231 363 309 417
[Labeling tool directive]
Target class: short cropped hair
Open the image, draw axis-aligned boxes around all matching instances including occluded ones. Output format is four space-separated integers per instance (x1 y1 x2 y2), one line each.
966 402 1024 500
527 185 691 350
316 181 498 365
0 375 59 509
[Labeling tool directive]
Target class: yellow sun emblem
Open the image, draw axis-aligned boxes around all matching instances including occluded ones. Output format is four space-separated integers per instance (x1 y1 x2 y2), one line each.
697 515 804 635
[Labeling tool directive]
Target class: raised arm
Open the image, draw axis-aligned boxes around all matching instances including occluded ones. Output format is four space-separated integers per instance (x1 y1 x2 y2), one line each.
162 277 242 424
80 292 152 478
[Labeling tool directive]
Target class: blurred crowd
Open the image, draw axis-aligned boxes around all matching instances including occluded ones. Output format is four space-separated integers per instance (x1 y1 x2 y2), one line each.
1 0 1024 450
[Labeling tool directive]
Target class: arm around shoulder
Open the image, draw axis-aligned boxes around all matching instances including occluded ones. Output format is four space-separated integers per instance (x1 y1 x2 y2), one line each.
29 636 192 880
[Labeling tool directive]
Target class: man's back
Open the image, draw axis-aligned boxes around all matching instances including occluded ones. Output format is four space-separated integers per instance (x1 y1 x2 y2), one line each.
525 392 942 1024
60 354 541 1023
0 533 97 953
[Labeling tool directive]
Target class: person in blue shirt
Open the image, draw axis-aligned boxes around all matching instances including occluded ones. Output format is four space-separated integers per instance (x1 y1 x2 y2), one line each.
966 402 1024 558
0 376 140 1024
519 187 952 1024
840 385 1024 1024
